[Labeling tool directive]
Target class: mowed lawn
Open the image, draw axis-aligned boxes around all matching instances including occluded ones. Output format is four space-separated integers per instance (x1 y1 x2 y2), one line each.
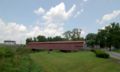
30 51 120 72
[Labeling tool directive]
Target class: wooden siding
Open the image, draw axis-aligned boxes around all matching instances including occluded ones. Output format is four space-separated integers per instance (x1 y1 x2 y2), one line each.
27 41 85 51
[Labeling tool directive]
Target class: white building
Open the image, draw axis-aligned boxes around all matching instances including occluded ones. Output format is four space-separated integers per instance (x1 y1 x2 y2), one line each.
4 40 16 45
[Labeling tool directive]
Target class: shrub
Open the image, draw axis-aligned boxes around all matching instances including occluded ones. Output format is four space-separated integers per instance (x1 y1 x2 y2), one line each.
91 49 95 52
14 55 44 72
0 54 44 72
16 46 32 55
94 49 109 58
0 46 15 58
0 46 44 72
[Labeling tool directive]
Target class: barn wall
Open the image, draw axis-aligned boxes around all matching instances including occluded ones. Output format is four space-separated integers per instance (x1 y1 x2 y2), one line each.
27 41 85 51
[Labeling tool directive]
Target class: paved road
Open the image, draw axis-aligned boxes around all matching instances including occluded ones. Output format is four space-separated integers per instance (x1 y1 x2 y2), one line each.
102 49 120 60
101 49 120 65
106 51 120 60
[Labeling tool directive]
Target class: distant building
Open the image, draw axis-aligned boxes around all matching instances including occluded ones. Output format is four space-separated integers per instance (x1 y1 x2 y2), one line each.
4 40 16 45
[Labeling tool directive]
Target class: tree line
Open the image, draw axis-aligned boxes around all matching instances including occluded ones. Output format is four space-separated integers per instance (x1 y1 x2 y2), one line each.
26 28 84 44
86 22 120 50
26 22 120 50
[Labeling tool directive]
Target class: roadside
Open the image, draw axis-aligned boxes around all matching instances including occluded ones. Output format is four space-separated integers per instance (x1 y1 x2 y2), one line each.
101 49 120 65
106 51 120 60
102 49 120 65
111 58 120 65
101 49 120 60
113 49 120 53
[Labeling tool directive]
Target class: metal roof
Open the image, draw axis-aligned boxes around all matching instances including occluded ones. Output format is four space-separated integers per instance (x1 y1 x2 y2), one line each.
4 40 16 42
28 41 85 44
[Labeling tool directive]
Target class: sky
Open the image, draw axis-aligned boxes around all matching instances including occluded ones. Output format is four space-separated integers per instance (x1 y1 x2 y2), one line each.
0 0 120 44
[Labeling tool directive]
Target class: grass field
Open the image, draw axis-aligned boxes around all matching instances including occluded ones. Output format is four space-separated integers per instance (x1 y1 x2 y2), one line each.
30 51 120 72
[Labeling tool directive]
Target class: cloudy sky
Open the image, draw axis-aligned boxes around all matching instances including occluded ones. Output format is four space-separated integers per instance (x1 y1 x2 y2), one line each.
0 0 120 44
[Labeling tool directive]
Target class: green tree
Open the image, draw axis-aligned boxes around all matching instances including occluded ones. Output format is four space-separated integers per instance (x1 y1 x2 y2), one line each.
33 37 37 42
86 33 97 47
107 23 120 49
97 29 107 48
37 35 47 42
52 36 64 41
96 22 120 50
26 37 33 44
63 28 82 41
71 28 82 40
63 31 72 40
47 37 53 41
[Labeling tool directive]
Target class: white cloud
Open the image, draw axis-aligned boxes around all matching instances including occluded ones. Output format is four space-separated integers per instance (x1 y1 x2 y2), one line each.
0 19 27 44
0 2 76 44
26 26 42 37
81 30 85 35
102 26 105 30
74 9 84 17
44 26 63 36
96 19 100 24
43 2 76 23
0 19 5 30
0 20 27 33
47 23 58 28
0 18 64 44
34 7 45 15
83 0 88 2
99 10 120 24
74 0 88 18
34 2 76 37
6 23 27 33
26 24 63 37
101 24 111 30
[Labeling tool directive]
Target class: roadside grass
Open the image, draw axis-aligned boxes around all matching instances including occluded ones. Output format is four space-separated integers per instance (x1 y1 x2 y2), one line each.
30 51 120 72
0 46 44 72
15 54 44 72
113 49 120 53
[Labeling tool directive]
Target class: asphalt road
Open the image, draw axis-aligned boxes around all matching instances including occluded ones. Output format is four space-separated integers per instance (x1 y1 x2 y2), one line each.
102 49 120 60
106 51 120 60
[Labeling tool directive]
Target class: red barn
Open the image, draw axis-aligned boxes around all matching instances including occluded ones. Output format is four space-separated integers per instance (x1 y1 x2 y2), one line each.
27 41 85 51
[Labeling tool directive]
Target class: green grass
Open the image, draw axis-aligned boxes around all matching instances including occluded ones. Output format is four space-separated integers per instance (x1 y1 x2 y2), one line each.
0 46 44 72
113 49 120 53
30 51 120 72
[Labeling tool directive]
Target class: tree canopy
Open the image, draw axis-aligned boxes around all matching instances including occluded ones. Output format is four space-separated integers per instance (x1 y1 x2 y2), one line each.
86 22 120 49
85 33 97 47
63 28 84 41
26 28 84 44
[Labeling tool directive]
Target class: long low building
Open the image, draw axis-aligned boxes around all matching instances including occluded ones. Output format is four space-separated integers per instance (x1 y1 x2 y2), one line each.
27 41 85 51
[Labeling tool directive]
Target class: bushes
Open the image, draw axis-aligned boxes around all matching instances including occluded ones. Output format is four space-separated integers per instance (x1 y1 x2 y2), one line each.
0 46 15 58
12 55 44 72
16 46 32 55
93 49 109 58
0 54 44 72
0 46 44 72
